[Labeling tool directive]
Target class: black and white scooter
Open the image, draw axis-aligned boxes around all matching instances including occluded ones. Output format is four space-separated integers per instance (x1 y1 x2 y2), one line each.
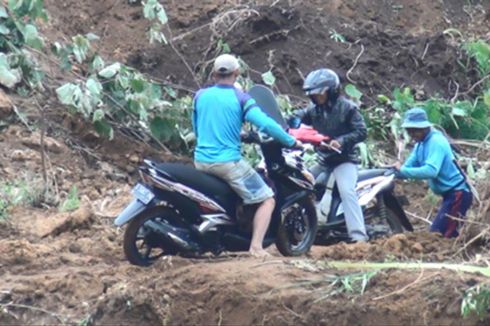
287 125 413 243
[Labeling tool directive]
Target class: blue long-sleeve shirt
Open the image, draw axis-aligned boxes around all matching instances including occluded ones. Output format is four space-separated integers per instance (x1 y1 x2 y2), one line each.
192 84 295 163
399 129 467 195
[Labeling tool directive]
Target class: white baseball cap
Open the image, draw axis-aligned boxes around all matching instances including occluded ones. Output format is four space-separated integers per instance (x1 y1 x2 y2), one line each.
213 54 240 74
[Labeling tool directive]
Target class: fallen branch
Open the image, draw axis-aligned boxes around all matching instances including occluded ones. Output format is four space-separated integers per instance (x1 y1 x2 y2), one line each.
11 104 32 131
322 260 490 278
346 43 365 83
450 80 460 104
421 42 430 61
165 25 201 89
34 98 48 195
406 211 432 224
252 260 285 268
453 229 489 258
249 29 291 45
373 269 429 301
460 74 490 96
0 303 66 325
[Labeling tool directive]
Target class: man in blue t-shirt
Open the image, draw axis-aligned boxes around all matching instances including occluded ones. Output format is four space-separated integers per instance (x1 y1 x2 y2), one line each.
394 107 472 238
193 54 300 257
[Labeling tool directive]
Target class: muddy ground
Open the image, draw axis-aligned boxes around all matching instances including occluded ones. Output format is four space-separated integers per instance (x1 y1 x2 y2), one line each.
1 0 490 325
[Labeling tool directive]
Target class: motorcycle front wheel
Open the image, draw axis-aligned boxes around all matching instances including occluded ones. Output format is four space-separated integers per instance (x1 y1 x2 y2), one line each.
123 207 180 266
276 198 318 256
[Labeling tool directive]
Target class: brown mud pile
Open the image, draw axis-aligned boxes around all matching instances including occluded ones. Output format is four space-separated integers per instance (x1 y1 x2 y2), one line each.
310 232 458 262
0 123 488 325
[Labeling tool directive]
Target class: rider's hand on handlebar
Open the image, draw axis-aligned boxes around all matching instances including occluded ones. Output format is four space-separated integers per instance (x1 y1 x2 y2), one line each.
329 139 342 150
392 161 402 171
319 140 342 154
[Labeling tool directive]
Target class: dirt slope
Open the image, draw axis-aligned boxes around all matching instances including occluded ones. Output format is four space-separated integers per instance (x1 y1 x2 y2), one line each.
42 0 489 99
1 0 490 325
0 103 488 325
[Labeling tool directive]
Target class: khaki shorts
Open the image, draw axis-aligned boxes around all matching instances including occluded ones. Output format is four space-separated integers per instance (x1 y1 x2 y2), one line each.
195 160 274 205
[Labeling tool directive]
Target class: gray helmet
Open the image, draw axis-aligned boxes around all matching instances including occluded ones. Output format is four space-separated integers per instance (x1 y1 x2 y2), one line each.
303 68 340 98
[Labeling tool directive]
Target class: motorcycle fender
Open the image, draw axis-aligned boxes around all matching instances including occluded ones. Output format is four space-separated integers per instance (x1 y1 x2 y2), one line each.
114 199 151 226
383 193 413 231
280 190 311 222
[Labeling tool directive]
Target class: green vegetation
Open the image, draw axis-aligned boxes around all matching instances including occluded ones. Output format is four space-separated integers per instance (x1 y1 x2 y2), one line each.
59 185 80 212
461 283 490 320
0 179 42 219
0 0 46 91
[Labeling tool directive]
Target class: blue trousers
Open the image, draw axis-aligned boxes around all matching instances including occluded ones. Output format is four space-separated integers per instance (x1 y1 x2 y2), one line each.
430 190 472 238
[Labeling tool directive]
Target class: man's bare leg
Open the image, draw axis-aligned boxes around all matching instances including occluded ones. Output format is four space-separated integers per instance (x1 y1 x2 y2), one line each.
249 197 275 257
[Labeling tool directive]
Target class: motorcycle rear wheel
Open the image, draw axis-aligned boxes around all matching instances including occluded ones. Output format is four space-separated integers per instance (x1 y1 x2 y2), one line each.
123 207 180 266
365 206 403 239
276 198 318 256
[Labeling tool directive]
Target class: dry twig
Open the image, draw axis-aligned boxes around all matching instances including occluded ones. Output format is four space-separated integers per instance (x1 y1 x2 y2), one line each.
346 43 365 83
406 211 432 225
372 270 437 301
0 303 66 325
460 74 490 96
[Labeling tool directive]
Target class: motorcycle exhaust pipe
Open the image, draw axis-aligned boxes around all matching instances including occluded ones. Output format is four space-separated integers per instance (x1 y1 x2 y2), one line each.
145 220 200 252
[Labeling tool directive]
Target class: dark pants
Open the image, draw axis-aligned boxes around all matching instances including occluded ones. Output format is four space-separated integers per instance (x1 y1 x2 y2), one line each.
430 190 472 238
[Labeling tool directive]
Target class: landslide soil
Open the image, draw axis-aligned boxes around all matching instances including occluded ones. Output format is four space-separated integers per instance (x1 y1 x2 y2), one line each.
1 0 490 325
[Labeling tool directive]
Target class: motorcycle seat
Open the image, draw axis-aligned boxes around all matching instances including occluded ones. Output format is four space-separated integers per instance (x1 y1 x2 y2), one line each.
358 169 387 182
152 162 240 205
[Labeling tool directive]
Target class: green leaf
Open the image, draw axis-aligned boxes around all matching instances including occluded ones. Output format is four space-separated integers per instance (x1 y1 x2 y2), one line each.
23 24 44 49
143 1 154 19
86 33 100 41
86 77 102 98
164 86 177 98
56 83 79 106
93 119 114 140
150 116 174 141
59 185 80 212
261 70 276 86
357 142 371 168
377 94 391 104
156 6 168 24
345 84 363 101
91 55 105 72
72 35 91 63
0 6 8 18
484 90 490 108
130 78 146 93
451 106 467 117
0 25 10 35
98 62 121 79
117 74 130 89
8 0 23 12
148 26 167 44
0 53 21 88
92 109 104 122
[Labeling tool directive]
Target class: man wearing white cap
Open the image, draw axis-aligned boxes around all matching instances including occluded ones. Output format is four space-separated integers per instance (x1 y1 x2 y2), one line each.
192 54 301 257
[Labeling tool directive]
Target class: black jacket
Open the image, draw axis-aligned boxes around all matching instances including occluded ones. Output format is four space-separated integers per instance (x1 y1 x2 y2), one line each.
293 96 367 167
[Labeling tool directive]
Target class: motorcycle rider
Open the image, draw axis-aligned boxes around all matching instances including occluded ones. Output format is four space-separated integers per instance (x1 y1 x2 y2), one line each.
394 107 473 238
193 54 301 258
289 68 369 242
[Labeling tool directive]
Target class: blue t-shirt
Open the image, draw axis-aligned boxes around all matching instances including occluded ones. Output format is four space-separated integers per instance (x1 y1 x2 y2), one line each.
192 84 295 163
400 129 467 195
